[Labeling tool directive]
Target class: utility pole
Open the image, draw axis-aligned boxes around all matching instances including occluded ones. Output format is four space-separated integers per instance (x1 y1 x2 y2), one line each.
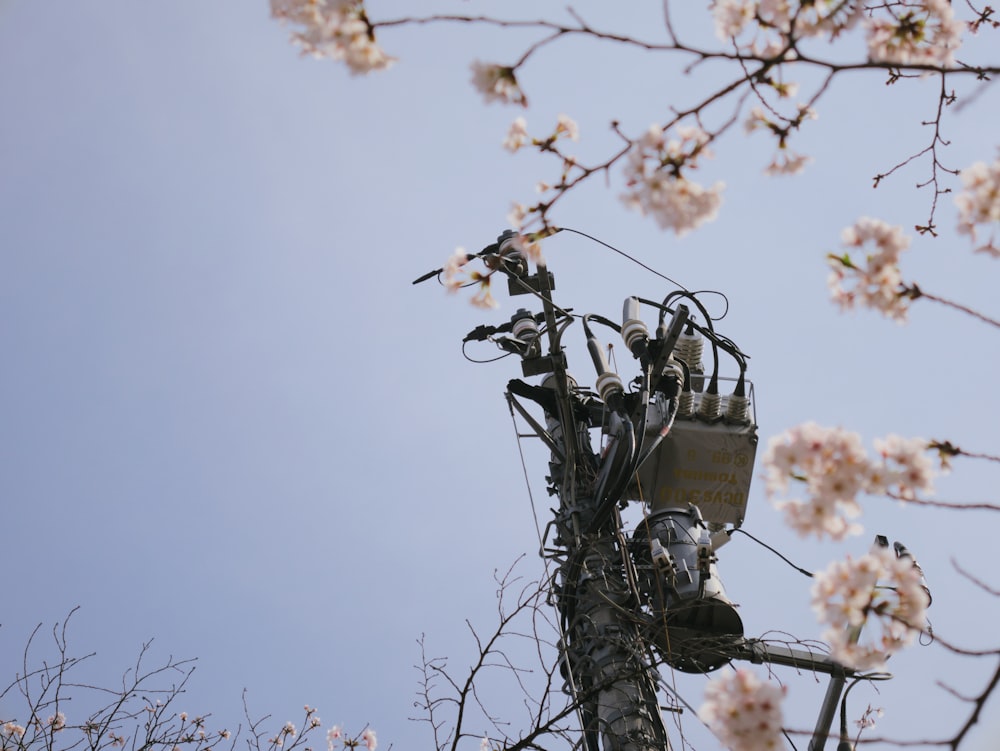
416 229 927 751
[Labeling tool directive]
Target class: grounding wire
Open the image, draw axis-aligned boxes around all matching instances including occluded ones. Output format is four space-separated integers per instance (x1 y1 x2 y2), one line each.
729 528 814 579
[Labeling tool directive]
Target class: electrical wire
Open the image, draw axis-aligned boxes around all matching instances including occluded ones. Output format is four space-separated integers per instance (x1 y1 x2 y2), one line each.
556 226 691 292
729 528 814 578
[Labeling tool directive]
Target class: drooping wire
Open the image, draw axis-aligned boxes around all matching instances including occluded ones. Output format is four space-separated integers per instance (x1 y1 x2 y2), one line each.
461 340 515 364
557 226 691 291
729 528 814 579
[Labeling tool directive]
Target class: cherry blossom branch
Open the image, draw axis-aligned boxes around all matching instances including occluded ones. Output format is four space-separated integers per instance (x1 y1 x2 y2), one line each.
902 283 1000 329
929 440 1000 467
952 558 1000 597
886 493 1000 512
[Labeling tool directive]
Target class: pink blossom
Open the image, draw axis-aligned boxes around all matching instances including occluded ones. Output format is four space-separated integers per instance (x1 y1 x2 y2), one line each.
827 217 911 322
554 114 579 141
711 0 755 39
621 124 723 235
361 729 377 751
812 547 929 671
442 247 470 293
699 669 786 751
470 280 499 310
864 0 963 67
764 148 811 176
764 423 936 539
470 62 527 106
955 157 1000 256
503 117 529 153
270 0 394 74
326 726 342 751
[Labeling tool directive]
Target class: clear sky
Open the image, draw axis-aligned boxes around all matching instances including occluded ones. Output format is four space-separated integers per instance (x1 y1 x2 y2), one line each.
2 3 999 751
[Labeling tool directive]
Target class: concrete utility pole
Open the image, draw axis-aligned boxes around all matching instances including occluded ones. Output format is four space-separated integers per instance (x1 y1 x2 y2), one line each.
418 230 926 751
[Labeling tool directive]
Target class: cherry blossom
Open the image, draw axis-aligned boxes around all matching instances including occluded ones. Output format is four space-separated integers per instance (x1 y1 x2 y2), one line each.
270 0 394 74
470 62 527 106
361 728 377 751
827 217 911 322
699 669 786 751
621 124 724 235
764 148 811 176
955 157 1000 257
872 434 935 500
554 113 579 142
764 422 935 539
326 725 343 751
812 546 930 671
714 0 862 45
710 0 755 40
47 712 67 731
470 279 499 309
3 722 27 739
864 0 964 67
503 117 529 153
442 247 470 293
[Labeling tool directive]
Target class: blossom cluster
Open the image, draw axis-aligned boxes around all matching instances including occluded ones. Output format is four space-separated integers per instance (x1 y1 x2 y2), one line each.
710 1 963 67
955 157 1000 257
827 217 912 322
699 669 786 751
270 0 393 74
812 546 930 670
621 124 724 235
503 114 578 154
865 0 963 67
744 105 817 176
763 422 935 539
470 62 527 107
712 0 863 43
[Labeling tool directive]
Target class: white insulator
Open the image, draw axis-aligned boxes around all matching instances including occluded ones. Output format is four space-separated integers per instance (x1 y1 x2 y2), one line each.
512 315 539 341
595 371 624 404
697 391 722 422
676 390 695 418
675 331 704 391
622 319 649 354
674 331 704 367
725 393 751 425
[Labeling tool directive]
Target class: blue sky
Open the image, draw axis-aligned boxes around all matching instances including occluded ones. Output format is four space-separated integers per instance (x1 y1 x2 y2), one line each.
2 2 999 750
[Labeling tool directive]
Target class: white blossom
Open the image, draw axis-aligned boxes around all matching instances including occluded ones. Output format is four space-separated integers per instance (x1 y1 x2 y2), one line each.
955 157 1000 256
865 0 964 67
812 547 929 671
554 114 579 142
621 124 724 235
711 0 756 39
470 62 527 106
3 723 27 739
442 247 470 293
764 148 811 176
271 0 394 74
764 422 868 540
827 217 911 323
699 669 786 751
470 280 499 309
765 423 936 540
361 729 377 751
872 435 935 500
326 726 342 751
503 117 529 152
46 712 66 731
